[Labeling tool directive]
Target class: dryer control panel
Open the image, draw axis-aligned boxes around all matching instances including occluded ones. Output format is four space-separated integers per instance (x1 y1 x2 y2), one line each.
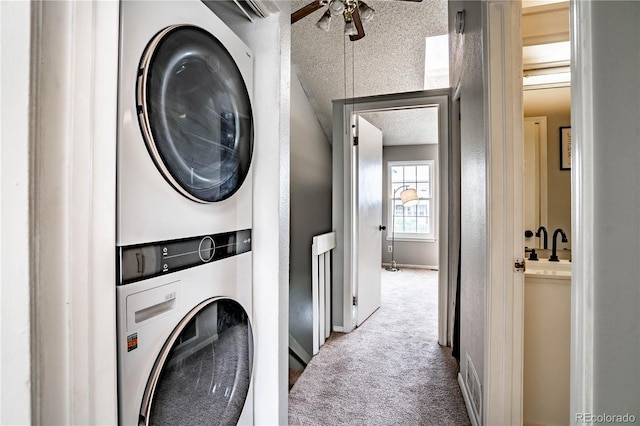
117 229 251 285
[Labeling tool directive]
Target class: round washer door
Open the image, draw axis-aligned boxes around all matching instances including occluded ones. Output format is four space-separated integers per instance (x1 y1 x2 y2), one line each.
138 25 253 203
140 298 253 426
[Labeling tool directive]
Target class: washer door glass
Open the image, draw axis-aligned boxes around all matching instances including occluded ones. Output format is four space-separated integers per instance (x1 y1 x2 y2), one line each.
140 298 253 425
138 25 253 203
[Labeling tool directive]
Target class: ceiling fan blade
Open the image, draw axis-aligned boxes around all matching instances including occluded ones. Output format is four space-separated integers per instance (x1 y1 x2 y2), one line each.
349 6 365 41
291 1 324 24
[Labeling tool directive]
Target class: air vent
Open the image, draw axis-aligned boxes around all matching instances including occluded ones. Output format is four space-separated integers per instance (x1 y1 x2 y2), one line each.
204 0 270 22
466 352 482 422
244 0 270 18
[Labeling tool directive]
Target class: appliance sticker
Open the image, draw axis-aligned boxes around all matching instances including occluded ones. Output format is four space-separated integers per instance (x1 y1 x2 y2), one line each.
127 333 138 352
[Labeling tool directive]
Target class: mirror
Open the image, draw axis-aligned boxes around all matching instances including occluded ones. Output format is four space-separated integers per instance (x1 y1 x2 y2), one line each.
523 87 571 258
522 1 572 259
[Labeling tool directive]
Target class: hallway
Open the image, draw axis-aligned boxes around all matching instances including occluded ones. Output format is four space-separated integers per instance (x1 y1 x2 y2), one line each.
288 269 470 425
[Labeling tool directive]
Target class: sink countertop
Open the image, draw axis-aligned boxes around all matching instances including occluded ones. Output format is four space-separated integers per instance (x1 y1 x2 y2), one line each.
525 259 571 280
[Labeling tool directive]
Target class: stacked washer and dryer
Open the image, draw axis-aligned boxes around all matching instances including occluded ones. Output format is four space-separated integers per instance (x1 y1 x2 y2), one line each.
116 1 255 424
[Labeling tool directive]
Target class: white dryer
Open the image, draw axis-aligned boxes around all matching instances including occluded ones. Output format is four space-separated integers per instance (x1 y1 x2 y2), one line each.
116 1 255 425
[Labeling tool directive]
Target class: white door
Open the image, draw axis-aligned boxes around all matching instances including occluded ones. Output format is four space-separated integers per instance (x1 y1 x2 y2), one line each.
354 115 383 327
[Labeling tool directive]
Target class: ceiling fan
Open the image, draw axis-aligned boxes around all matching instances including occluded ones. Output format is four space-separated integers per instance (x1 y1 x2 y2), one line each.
291 0 422 41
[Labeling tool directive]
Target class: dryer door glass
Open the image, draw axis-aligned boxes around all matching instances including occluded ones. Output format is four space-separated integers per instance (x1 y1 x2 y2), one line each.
140 298 253 425
138 25 253 203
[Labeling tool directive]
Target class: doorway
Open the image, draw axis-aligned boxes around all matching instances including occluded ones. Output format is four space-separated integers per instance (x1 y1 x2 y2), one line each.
521 2 572 424
331 89 452 346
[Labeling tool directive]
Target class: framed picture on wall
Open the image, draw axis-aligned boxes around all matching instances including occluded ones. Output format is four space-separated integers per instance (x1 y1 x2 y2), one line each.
560 126 571 170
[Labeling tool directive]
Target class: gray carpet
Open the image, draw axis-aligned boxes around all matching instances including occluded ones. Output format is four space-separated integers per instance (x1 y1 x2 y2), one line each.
289 268 470 426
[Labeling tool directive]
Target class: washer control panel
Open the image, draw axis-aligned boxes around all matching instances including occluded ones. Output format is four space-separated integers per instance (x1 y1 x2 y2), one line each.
118 229 251 285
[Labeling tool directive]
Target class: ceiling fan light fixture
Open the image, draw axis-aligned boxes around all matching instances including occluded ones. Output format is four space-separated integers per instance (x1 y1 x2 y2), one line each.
329 0 345 15
358 1 375 22
315 10 332 31
344 18 358 36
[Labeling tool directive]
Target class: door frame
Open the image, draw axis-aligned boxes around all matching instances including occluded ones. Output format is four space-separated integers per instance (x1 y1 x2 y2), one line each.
523 116 549 241
331 89 451 343
569 0 595 418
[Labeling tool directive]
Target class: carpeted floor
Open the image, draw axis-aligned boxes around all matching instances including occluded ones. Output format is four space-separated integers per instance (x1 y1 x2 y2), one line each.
289 268 470 426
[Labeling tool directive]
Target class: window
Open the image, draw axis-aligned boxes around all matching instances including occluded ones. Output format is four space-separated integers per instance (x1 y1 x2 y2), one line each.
388 160 435 241
424 34 449 90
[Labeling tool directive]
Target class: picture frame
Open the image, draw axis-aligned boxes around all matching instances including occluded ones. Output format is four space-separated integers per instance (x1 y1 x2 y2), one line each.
560 126 571 170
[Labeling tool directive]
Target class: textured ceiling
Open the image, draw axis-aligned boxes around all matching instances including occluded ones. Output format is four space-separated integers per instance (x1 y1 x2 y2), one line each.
359 106 439 145
291 0 448 144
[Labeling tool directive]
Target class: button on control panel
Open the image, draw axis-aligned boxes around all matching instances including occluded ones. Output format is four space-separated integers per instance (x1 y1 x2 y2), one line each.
198 236 215 262
118 229 251 285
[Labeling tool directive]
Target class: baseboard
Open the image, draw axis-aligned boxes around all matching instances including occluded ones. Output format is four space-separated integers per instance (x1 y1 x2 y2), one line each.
288 334 311 366
381 263 439 271
458 372 480 426
332 326 346 333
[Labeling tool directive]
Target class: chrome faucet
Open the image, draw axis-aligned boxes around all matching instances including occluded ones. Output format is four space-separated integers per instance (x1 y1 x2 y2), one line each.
549 228 568 262
535 226 548 250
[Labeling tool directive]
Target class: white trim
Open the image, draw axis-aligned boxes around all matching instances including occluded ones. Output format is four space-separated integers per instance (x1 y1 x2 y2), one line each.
483 1 524 425
0 2 34 423
381 263 438 271
32 2 119 423
288 334 312 366
387 160 436 241
447 88 461 347
385 237 437 243
524 116 549 233
312 232 336 354
458 373 480 426
332 90 450 335
569 0 594 421
332 326 347 333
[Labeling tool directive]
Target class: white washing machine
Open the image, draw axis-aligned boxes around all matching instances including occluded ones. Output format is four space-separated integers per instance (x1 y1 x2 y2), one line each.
116 1 255 424
117 0 253 246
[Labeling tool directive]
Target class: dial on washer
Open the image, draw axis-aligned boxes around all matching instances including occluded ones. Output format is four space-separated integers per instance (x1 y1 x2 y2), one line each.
198 236 215 262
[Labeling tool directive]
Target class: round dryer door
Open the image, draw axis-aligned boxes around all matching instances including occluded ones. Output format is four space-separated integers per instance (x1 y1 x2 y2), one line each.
140 298 253 426
138 25 253 203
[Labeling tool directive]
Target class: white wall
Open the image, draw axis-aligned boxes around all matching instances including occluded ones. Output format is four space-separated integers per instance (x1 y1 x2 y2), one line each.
0 2 33 423
289 71 332 358
381 144 439 268
579 0 640 417
449 0 487 400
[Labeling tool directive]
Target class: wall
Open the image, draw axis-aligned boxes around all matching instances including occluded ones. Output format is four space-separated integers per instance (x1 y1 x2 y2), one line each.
381 144 439 268
289 70 332 359
449 0 487 413
0 2 33 423
524 87 571 250
585 0 640 417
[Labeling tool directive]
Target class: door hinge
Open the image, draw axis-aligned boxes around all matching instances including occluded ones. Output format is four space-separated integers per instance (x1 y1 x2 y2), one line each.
352 296 357 306
514 258 526 272
353 136 359 146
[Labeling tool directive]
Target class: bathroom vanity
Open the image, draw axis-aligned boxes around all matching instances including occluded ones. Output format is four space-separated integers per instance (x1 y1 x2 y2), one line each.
524 260 571 426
